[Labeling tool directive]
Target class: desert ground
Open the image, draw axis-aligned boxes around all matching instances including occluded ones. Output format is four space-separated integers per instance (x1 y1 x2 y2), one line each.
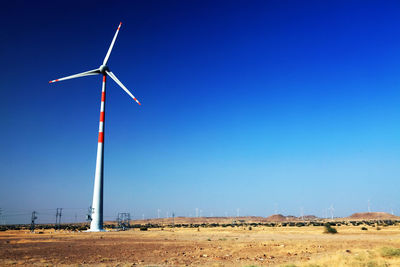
1 222 400 266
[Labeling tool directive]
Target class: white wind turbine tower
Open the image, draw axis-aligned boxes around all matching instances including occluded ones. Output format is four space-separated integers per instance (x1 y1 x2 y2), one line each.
49 22 141 232
329 205 334 220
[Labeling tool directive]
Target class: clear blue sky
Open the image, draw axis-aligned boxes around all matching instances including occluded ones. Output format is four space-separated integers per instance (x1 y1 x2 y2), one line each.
1 0 400 223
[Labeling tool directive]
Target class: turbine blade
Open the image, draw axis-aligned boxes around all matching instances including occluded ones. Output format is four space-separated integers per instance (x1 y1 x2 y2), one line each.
49 68 100 83
106 71 141 105
103 22 122 65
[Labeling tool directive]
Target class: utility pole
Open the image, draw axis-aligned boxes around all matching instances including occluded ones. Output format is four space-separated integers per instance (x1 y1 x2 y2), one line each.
300 207 304 221
195 208 198 218
55 208 63 230
30 211 37 233
157 209 160 219
87 206 93 224
0 208 5 225
59 208 62 227
172 212 175 229
117 213 131 230
56 209 59 230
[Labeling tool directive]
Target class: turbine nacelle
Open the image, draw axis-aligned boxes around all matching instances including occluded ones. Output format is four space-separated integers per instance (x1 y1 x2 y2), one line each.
49 23 140 106
99 65 110 74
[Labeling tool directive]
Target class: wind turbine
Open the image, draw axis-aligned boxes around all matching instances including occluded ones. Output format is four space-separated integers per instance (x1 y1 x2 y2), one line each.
49 22 141 232
329 205 334 220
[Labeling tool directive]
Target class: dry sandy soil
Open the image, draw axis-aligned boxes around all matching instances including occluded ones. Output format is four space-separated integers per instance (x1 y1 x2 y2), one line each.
132 212 400 225
1 225 400 266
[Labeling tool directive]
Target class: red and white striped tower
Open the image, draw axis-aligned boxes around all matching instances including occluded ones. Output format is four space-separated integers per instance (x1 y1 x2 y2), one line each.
90 75 107 231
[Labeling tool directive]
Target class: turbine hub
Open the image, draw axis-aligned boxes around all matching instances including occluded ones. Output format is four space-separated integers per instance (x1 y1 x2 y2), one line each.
99 65 109 74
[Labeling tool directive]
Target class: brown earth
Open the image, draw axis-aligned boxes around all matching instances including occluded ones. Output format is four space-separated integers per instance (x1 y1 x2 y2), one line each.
131 212 397 225
1 225 400 266
133 212 397 226
133 216 268 225
130 214 321 225
265 214 287 222
347 212 400 220
263 214 318 222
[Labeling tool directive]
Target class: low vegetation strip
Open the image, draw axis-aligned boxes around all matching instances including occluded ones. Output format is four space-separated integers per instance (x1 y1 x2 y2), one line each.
381 247 400 257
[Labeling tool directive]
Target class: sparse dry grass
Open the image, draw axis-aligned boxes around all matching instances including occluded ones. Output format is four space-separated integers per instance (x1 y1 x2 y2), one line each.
289 249 400 267
0 225 400 266
380 247 400 257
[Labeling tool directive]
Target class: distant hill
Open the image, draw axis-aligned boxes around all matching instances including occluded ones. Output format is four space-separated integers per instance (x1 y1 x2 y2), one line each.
265 214 287 222
347 212 400 220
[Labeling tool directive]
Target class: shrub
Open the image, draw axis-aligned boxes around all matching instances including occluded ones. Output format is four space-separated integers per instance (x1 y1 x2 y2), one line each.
139 226 148 231
77 226 89 231
365 261 379 267
323 223 337 234
361 227 368 231
380 247 400 257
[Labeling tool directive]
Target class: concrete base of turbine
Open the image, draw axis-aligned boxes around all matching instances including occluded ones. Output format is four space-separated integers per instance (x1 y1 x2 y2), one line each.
85 228 106 232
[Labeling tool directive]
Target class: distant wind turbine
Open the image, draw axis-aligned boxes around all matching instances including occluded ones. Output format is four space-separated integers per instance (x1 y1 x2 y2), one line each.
329 205 334 220
274 203 278 214
49 23 141 232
